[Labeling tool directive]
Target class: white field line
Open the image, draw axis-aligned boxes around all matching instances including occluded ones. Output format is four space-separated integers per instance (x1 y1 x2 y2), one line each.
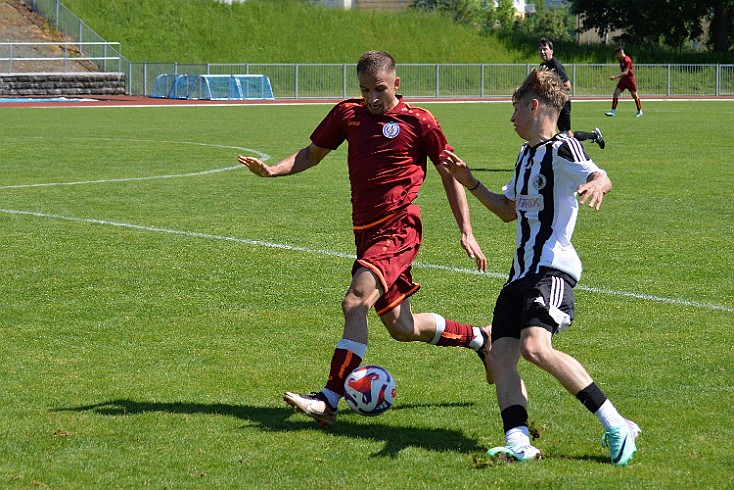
0 139 265 189
2 207 732 314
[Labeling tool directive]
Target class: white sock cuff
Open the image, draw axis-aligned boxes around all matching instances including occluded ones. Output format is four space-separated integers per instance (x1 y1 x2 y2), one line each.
429 313 445 345
506 426 530 446
469 326 483 350
595 399 625 429
336 338 367 359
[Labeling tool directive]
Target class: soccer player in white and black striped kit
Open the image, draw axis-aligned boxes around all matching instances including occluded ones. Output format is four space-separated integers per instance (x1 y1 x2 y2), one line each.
440 68 641 466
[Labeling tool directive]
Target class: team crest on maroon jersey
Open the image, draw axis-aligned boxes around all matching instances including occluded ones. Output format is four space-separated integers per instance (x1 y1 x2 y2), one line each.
382 122 400 139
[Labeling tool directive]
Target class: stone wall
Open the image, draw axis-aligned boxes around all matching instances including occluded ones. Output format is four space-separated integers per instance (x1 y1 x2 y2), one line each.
0 72 126 96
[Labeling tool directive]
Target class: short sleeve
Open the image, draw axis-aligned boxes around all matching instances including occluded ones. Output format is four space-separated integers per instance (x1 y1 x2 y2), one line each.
556 139 603 186
310 104 347 151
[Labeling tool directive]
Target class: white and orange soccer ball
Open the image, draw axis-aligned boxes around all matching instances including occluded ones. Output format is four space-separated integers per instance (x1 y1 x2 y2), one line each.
343 365 397 416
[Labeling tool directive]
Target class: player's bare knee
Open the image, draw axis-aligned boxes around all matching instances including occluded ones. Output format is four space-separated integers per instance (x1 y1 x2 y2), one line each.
520 343 548 367
488 347 512 371
341 293 370 318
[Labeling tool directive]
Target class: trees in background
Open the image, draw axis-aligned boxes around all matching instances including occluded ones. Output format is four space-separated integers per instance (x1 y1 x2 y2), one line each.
569 0 733 53
411 0 733 53
410 0 574 42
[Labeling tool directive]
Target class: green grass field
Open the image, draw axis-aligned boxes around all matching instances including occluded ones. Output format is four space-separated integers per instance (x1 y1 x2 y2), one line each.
1 100 733 489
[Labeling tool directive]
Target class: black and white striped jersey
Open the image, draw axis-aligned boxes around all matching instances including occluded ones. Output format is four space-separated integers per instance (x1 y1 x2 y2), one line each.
502 134 605 285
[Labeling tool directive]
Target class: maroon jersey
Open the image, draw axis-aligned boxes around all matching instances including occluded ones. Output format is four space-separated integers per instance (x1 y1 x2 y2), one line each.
310 96 452 228
620 55 635 79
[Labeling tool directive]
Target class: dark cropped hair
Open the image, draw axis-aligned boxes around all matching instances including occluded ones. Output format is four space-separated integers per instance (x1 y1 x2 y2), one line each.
538 37 554 50
357 51 396 77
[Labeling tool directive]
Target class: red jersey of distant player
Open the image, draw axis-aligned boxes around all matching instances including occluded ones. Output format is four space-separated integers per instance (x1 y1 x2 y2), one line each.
310 96 452 228
617 54 638 93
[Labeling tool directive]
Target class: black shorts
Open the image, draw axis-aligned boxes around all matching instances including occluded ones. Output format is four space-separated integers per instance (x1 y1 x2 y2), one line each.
491 268 576 342
557 100 571 132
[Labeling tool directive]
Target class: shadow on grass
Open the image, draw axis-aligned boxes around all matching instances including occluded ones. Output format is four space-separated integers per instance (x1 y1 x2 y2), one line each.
472 168 514 173
57 399 485 458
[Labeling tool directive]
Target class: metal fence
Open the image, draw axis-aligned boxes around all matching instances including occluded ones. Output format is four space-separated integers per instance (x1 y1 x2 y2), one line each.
0 42 122 73
17 0 734 98
21 0 124 74
127 61 734 98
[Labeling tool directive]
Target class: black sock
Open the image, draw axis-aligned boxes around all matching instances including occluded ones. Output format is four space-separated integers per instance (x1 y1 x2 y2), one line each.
576 381 608 414
574 130 594 141
500 405 528 433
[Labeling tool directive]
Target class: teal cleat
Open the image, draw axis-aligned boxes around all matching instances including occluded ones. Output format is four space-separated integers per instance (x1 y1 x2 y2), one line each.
602 419 641 466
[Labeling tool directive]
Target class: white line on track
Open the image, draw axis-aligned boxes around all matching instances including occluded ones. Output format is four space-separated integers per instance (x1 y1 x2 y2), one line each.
2 207 732 314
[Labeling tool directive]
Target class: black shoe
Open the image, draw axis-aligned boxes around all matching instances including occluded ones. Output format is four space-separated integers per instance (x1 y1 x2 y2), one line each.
593 128 605 149
475 325 494 384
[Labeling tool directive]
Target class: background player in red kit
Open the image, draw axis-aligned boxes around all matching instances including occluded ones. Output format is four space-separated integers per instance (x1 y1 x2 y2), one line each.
238 50 491 427
606 47 643 117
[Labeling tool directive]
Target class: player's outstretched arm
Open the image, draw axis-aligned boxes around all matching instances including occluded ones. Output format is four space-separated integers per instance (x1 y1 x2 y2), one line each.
577 171 612 210
439 150 516 223
238 143 331 178
435 160 487 272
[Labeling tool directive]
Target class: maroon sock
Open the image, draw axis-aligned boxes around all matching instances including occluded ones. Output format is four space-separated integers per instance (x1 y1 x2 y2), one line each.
435 319 476 347
324 348 362 395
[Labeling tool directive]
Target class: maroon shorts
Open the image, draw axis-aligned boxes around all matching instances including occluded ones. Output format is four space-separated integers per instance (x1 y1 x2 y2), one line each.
352 204 422 316
616 76 638 93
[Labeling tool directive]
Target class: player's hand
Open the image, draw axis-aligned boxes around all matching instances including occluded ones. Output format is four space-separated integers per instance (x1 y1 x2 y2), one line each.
238 155 272 177
461 233 487 273
577 181 605 210
439 150 475 188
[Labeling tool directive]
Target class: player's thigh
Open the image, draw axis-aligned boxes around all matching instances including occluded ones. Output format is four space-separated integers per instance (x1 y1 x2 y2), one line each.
379 298 428 341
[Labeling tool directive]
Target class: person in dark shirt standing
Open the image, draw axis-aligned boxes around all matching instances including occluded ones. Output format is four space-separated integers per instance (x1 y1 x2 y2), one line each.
538 38 605 149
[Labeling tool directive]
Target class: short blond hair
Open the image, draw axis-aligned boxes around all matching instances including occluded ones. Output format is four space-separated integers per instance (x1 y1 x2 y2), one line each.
512 68 568 116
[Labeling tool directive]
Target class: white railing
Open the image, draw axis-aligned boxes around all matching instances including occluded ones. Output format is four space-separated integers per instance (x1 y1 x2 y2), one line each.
124 62 734 98
0 42 122 73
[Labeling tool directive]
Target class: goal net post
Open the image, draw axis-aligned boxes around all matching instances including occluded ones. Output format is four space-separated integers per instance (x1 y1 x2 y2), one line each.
149 74 274 100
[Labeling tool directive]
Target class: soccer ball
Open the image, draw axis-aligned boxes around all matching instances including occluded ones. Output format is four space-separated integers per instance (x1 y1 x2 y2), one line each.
343 365 396 416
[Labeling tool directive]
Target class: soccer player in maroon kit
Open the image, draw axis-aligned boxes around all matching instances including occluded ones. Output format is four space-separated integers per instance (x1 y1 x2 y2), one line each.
238 50 492 427
606 47 643 117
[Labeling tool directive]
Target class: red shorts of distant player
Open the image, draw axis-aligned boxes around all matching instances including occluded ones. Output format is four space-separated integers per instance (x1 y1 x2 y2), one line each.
353 204 422 316
616 76 638 93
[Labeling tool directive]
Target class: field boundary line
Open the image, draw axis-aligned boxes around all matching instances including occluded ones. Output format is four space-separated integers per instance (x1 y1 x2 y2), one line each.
2 207 732 314
0 138 267 189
